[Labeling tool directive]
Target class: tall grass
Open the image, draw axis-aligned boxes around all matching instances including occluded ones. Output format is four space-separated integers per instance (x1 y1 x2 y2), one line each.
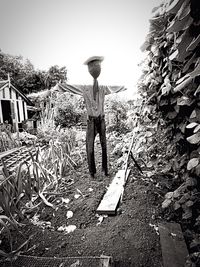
0 124 19 152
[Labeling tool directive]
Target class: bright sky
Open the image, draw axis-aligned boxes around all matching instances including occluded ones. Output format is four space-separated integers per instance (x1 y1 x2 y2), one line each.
0 0 162 98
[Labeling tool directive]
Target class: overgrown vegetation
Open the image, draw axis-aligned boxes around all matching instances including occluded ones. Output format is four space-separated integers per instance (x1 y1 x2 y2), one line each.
0 123 20 152
139 0 200 263
105 95 130 134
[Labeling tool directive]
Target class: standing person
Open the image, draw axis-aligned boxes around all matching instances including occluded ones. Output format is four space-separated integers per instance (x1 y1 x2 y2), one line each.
53 56 126 178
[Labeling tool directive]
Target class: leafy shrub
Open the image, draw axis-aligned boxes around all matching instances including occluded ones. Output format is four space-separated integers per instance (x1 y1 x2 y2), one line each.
54 93 84 128
105 96 130 134
54 104 81 128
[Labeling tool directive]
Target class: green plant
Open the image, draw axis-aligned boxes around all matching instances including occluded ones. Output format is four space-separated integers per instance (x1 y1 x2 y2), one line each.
0 215 31 264
0 123 19 152
105 96 130 134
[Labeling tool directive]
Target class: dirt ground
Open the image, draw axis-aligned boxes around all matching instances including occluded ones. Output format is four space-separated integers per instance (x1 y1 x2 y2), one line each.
1 137 163 267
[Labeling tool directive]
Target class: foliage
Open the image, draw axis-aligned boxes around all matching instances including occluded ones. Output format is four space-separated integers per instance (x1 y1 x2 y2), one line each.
12 132 37 146
105 95 130 134
27 89 51 108
0 50 68 94
54 92 85 128
0 123 20 152
139 0 200 246
45 65 67 89
0 50 45 94
0 128 79 224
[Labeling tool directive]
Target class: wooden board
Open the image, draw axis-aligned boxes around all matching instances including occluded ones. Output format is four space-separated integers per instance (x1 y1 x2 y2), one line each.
158 222 189 267
96 169 130 215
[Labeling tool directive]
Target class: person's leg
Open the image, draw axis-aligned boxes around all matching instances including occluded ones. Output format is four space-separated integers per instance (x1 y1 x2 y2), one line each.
86 118 96 177
99 117 108 176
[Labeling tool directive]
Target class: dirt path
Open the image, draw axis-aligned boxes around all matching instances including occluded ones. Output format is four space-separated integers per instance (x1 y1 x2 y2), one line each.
2 138 162 267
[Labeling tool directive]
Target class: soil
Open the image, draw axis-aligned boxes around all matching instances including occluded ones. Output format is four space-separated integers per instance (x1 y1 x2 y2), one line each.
1 135 163 267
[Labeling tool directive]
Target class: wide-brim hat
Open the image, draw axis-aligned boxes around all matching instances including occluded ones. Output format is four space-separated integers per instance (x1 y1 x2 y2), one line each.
83 56 104 65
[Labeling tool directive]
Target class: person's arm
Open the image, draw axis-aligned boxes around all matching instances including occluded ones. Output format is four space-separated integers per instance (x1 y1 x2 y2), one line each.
103 85 127 95
53 83 83 96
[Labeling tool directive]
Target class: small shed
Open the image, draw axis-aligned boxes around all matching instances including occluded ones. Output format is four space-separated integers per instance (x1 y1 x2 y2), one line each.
0 78 32 132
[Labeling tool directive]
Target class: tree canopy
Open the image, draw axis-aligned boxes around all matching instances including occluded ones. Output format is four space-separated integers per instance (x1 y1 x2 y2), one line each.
0 49 67 94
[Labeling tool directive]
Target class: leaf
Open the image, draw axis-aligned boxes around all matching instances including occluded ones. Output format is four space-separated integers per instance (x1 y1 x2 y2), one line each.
187 34 200 52
167 13 193 33
186 200 194 207
174 202 181 211
165 192 174 199
162 199 171 209
194 124 200 133
190 109 200 120
160 99 169 106
189 61 200 79
186 177 197 188
187 158 199 170
174 105 180 114
194 85 200 96
173 76 193 93
169 50 179 61
166 0 184 14
176 28 194 62
177 0 190 20
167 111 177 119
186 122 198 129
183 53 197 73
195 164 200 176
177 96 192 106
190 109 197 119
162 85 171 95
182 208 192 220
187 132 200 144
39 192 54 208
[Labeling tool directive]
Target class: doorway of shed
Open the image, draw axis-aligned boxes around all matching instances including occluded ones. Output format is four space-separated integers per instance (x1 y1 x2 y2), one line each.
1 100 13 125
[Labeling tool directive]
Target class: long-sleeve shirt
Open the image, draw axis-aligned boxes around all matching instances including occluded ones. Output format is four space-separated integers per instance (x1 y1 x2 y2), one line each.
53 83 126 117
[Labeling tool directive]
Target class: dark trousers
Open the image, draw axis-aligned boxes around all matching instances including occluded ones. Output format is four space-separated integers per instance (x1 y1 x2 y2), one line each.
86 115 108 176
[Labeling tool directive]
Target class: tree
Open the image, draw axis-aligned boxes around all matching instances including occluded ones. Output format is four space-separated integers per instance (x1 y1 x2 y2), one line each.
45 65 67 89
0 50 68 94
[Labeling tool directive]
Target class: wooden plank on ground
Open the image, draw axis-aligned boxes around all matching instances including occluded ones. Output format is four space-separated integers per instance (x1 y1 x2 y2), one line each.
96 169 130 215
158 222 189 267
